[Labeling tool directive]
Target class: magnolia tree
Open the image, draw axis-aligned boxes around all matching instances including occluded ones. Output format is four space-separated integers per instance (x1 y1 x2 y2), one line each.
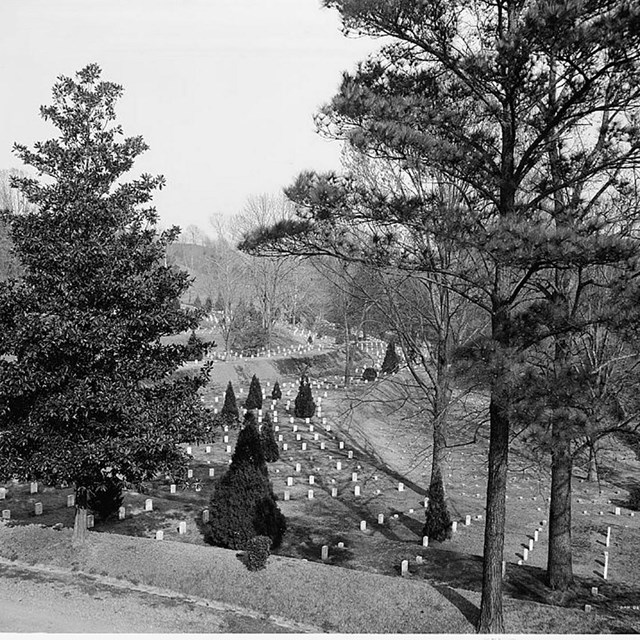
0 65 212 544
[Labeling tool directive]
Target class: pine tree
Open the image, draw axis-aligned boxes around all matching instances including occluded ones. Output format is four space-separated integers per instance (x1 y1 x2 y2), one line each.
245 374 263 410
0 64 210 545
260 413 280 463
220 381 240 426
271 380 282 401
422 468 452 542
294 375 316 419
186 329 206 361
231 412 267 474
380 342 399 375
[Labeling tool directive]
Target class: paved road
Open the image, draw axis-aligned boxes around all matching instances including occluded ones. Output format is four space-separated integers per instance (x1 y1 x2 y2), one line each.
0 560 305 634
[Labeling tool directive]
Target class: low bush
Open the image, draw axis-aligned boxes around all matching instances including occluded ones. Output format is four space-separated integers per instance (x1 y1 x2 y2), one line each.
362 367 377 382
244 535 272 571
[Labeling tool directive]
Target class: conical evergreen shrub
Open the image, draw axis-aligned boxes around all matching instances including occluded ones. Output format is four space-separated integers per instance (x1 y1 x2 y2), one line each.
260 413 280 463
422 470 452 542
220 381 239 426
381 341 400 374
232 412 266 474
203 460 285 549
271 381 282 401
245 374 263 410
294 375 316 419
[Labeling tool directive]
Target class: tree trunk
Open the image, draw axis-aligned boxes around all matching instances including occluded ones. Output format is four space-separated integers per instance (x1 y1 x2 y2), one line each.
587 440 598 483
71 486 89 547
477 390 509 633
547 433 573 590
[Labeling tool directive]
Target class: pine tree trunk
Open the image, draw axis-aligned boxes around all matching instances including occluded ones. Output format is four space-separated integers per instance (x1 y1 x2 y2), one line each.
477 391 509 633
547 433 573 590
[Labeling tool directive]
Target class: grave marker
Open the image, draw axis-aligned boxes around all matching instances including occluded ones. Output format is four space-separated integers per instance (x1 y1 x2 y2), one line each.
354 485 361 497
156 530 164 540
87 515 94 528
605 526 611 547
145 498 153 511
378 514 384 524
209 468 215 477
178 521 187 534
0 488 5 500
34 502 43 516
401 560 409 577
1 509 9 520
422 536 429 548
287 477 294 486
308 489 314 500
30 482 38 494
360 520 367 531
205 445 211 453
321 545 329 561
603 551 609 580
331 488 338 497
309 475 315 485
170 484 176 494
118 506 126 520
398 482 405 492
465 515 471 526
202 509 210 524
284 490 290 501
67 494 75 507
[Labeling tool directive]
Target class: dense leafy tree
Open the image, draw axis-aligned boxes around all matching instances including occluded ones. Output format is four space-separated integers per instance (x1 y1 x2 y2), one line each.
362 366 377 381
245 373 263 410
0 65 212 544
294 374 316 418
220 380 240 426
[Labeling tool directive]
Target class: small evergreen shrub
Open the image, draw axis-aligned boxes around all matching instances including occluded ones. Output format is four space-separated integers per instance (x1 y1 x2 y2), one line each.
381 341 400 374
362 367 377 382
271 381 282 401
232 413 266 473
260 413 280 463
422 471 452 542
294 375 316 419
245 374 263 410
186 329 205 360
244 535 272 571
220 381 239 426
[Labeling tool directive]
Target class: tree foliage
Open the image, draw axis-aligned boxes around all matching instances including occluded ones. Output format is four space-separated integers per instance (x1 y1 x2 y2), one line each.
220 380 240 426
294 374 316 418
380 341 400 375
0 66 211 536
245 373 263 410
260 412 280 463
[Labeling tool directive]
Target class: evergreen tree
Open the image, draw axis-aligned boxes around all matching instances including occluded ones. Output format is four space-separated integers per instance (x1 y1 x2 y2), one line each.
294 375 316 418
214 292 225 312
186 329 206 361
380 342 400 375
220 381 240 426
245 373 263 410
193 295 203 309
231 412 267 474
271 380 282 400
422 468 452 542
204 460 286 550
0 65 210 545
204 295 213 313
260 413 280 463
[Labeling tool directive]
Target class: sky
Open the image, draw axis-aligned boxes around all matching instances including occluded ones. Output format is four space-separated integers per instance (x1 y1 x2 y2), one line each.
0 0 380 234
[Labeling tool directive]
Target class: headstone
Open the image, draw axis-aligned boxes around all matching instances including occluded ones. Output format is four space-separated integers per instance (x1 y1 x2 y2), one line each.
187 468 193 479
287 477 294 487
348 450 353 459
209 468 215 477
30 482 38 494
331 488 338 497
284 490 290 501
337 541 344 548
360 520 367 531
336 461 342 471
178 521 187 534
528 539 534 551
283 444 288 451
87 514 94 528
378 513 384 524
295 463 301 472
156 530 164 541
422 536 429 548
354 485 361 497
205 445 211 453
603 551 609 580
398 482 404 492
170 484 176 493
296 434 301 441
145 498 153 511
223 435 229 443
523 548 528 562
321 545 329 561
308 489 314 500
67 494 75 507
302 443 307 451
465 515 471 526
34 502 43 515
186 445 192 454
401 560 409 577
591 587 598 596
118 506 126 520
0 488 5 500
352 472 358 482
320 442 325 450
202 509 210 524
339 441 344 450
605 526 611 547
615 507 621 516
226 445 232 453
309 475 315 485
584 604 592 613
1 509 10 520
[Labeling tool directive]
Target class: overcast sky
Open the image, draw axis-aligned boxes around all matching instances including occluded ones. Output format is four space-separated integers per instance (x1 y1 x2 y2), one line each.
0 0 379 234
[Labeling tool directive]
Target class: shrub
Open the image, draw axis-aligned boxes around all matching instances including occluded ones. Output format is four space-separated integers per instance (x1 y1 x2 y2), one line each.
87 474 124 521
231 413 266 473
220 381 239 426
422 470 452 542
271 381 282 401
362 367 378 382
381 341 400 375
186 329 205 360
260 413 280 463
204 461 286 550
245 374 263 410
244 535 272 571
294 375 316 419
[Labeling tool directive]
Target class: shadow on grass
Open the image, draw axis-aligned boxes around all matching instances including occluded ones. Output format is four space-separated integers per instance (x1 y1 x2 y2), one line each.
433 585 479 627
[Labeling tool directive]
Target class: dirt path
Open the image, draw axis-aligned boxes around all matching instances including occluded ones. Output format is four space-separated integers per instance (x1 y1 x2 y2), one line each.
0 559 312 634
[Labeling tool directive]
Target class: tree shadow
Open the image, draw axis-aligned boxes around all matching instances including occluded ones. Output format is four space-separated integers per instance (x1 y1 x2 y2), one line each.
433 584 479 627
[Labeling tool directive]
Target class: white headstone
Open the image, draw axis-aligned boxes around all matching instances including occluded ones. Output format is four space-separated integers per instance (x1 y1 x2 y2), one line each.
352 472 358 482
378 513 384 524
308 489 314 500
186 445 192 455
170 484 176 493
118 506 126 520
284 490 290 501
295 463 301 472
360 520 367 531
309 475 315 485
67 494 75 507
0 488 5 500
205 445 211 453
156 530 164 540
202 509 210 524
34 502 43 515
178 521 187 534
331 488 338 497
1 509 10 520
30 482 38 494
321 545 329 560
422 536 429 548
465 515 471 526
87 514 94 528
401 560 409 576
354 485 361 497
187 469 193 479
398 482 405 492
209 468 215 477
145 498 153 511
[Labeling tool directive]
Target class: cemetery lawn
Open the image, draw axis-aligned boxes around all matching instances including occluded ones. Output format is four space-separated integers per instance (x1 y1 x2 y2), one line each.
2 340 640 633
